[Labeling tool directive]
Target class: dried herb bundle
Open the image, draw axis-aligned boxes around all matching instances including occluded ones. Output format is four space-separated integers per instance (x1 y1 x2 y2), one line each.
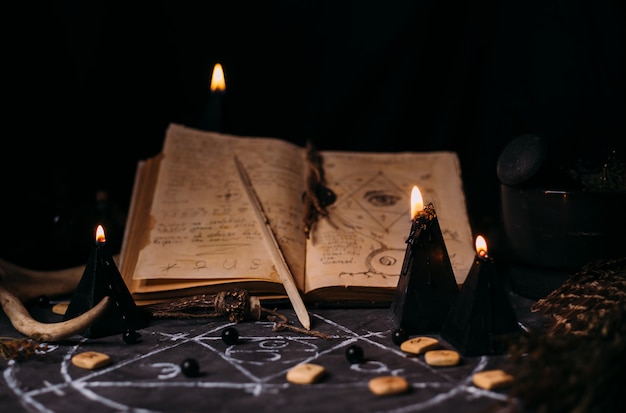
144 288 329 339
509 258 626 413
571 150 625 191
302 141 336 239
0 337 48 361
532 258 626 336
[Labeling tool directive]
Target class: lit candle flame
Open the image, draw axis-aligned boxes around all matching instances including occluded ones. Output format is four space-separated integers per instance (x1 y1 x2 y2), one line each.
210 63 226 92
410 185 424 220
96 225 106 243
475 235 488 258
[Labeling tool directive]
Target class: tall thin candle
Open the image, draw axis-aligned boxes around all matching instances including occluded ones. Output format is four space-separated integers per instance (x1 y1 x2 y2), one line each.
199 62 226 132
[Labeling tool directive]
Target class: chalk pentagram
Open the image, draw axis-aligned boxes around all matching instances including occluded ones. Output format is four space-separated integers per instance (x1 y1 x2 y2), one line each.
2 308 516 413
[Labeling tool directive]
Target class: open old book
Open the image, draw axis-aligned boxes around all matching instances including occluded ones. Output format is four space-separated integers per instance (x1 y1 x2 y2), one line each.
120 123 475 305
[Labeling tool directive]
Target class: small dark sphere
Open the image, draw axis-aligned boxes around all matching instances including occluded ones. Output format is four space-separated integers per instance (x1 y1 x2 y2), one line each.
37 295 50 307
122 329 141 344
181 358 200 377
221 327 239 345
391 328 409 346
345 344 365 364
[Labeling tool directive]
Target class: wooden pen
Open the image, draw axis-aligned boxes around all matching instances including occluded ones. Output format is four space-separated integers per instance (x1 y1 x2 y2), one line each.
234 156 311 330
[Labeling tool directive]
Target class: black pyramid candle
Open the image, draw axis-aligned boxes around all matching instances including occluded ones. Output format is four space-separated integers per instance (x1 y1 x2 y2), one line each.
63 225 148 338
440 235 520 356
391 186 459 334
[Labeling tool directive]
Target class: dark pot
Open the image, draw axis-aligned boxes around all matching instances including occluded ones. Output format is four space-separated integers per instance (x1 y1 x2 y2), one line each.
500 185 626 271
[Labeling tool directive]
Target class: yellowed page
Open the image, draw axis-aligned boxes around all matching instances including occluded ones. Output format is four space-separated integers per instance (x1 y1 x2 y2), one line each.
304 150 475 292
132 124 307 291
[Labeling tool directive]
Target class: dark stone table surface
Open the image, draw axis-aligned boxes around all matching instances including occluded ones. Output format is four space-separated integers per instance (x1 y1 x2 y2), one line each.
1 282 542 413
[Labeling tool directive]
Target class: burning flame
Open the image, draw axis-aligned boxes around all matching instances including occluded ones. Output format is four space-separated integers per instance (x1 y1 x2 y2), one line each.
475 235 488 258
410 185 424 220
210 63 226 92
96 225 106 243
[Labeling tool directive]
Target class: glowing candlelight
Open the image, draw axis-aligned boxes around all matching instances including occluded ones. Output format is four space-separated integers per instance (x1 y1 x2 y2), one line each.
96 224 106 244
210 63 226 92
410 185 424 220
200 62 227 132
475 235 488 258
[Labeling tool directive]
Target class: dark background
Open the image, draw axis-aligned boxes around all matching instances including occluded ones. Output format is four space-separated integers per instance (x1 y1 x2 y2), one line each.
2 0 625 270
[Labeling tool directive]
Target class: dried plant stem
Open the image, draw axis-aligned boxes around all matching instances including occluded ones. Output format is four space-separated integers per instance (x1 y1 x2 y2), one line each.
144 288 329 339
262 307 329 339
302 140 336 239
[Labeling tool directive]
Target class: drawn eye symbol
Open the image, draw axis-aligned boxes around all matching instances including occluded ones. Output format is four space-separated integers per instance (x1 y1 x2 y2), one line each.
363 190 401 207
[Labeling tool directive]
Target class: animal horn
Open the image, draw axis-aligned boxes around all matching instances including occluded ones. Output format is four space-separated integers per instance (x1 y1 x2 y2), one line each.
0 255 120 341
0 285 110 342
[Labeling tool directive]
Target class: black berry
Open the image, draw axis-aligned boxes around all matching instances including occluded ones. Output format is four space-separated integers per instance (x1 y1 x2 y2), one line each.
345 344 365 364
37 295 50 307
122 329 141 344
391 328 409 346
181 358 200 377
221 327 239 345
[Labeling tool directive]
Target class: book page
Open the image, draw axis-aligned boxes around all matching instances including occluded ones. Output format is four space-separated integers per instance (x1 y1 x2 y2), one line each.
132 124 307 290
303 150 475 293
